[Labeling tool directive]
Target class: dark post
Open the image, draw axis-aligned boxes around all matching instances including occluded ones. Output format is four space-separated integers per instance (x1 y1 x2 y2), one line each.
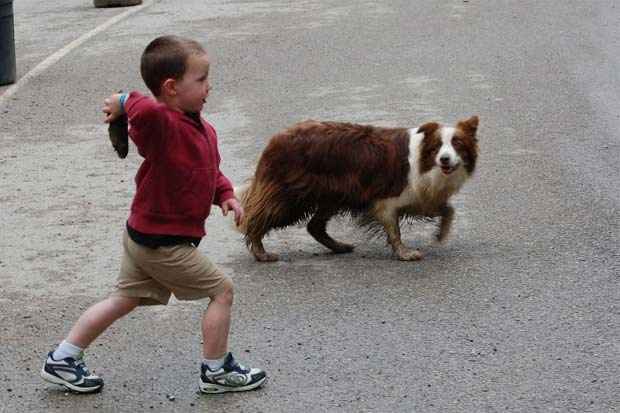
0 0 16 85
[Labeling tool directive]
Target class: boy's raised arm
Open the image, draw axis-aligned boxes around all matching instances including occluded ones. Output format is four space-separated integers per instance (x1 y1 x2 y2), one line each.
123 92 167 155
103 91 166 157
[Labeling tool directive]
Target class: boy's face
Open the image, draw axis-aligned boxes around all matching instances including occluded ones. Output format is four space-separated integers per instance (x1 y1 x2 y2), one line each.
175 53 211 113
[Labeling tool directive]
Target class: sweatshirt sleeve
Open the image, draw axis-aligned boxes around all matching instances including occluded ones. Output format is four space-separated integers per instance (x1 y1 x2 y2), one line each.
214 169 235 206
208 126 235 206
125 91 167 157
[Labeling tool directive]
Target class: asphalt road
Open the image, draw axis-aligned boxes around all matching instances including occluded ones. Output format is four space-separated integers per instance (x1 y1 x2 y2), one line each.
1 1 618 412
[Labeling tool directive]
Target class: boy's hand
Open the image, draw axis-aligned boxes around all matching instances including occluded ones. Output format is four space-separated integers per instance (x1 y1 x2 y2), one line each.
221 198 244 226
102 93 124 123
103 92 129 158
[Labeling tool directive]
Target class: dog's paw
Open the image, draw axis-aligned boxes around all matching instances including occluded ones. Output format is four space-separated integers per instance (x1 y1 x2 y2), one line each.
253 252 279 262
396 248 424 261
434 231 449 244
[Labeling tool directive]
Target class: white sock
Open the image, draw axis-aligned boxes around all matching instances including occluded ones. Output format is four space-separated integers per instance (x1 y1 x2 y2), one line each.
52 340 83 360
203 353 228 371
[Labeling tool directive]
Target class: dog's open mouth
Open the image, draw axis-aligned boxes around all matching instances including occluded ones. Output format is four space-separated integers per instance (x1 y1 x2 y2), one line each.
440 164 457 175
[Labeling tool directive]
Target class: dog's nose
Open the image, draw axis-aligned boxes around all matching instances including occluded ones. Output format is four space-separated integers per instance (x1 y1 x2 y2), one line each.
440 155 451 165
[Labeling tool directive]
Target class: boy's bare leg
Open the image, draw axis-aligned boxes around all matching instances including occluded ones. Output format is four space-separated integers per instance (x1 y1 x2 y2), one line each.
198 282 266 393
42 296 139 393
66 296 140 348
202 286 233 358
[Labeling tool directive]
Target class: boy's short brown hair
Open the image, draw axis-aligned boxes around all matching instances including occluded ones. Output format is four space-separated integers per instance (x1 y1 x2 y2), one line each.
140 35 206 96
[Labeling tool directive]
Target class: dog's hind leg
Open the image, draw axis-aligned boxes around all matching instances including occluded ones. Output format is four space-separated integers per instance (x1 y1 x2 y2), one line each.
307 208 354 254
249 238 279 262
435 204 454 243
242 181 284 262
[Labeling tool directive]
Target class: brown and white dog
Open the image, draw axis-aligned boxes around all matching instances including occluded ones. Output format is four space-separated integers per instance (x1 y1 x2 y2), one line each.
235 116 479 262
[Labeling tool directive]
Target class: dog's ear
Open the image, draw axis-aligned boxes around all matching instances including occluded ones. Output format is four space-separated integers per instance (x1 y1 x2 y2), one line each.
457 116 479 138
417 122 440 137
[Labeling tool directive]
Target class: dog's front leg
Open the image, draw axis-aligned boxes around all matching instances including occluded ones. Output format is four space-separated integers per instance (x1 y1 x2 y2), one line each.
435 204 455 243
373 206 423 261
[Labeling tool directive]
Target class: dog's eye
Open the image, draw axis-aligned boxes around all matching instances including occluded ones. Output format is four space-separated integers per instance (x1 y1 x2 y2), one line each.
452 138 463 148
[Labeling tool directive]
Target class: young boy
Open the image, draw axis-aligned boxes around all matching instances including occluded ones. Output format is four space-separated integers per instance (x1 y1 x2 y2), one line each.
41 35 266 394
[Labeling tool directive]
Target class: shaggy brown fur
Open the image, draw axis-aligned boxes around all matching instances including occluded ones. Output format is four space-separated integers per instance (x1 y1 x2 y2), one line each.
237 117 479 261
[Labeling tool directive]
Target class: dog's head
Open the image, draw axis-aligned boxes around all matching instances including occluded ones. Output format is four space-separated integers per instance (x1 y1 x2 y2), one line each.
417 116 479 176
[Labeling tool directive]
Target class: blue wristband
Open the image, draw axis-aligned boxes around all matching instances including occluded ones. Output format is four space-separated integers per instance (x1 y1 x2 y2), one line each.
119 93 129 113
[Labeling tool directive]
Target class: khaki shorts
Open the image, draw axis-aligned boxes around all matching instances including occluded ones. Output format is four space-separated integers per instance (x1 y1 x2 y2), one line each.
112 230 232 305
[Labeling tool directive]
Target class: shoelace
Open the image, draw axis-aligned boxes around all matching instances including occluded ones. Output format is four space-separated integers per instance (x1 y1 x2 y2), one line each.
74 358 91 376
231 360 249 374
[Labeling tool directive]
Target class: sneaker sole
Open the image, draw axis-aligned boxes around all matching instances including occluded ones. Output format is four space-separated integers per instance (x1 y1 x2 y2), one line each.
199 376 267 394
40 369 103 394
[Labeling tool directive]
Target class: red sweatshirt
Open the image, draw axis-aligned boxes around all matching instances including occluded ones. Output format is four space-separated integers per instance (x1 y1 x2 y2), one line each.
124 91 234 238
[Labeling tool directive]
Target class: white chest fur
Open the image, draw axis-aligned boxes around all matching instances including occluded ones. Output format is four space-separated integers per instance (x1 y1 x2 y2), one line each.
371 128 469 219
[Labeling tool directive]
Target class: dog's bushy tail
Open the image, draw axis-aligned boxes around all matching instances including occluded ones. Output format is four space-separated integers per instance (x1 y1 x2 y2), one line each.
231 181 252 234
238 176 294 247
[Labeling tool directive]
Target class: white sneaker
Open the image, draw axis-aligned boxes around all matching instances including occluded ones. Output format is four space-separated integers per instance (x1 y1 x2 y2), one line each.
41 352 104 393
199 353 266 394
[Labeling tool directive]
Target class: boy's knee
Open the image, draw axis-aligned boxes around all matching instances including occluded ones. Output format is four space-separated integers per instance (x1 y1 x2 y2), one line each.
109 295 140 313
211 277 234 305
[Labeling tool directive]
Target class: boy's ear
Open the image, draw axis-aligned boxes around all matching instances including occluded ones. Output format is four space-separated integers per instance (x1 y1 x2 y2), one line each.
161 78 177 96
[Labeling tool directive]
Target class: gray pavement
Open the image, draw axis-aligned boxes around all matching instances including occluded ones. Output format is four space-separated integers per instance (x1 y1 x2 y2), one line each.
1 1 618 412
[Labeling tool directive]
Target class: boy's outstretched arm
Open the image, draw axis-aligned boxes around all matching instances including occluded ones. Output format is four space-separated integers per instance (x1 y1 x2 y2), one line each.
221 198 244 226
